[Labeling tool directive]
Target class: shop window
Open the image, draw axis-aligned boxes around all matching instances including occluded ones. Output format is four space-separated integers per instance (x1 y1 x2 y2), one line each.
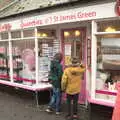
23 29 35 37
11 31 21 39
93 20 120 102
96 35 120 90
37 29 56 38
1 32 8 40
0 41 10 81
11 39 35 85
0 28 60 86
37 29 60 83
97 20 120 32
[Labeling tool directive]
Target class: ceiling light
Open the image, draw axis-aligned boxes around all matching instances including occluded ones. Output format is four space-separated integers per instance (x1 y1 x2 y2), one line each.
42 33 48 37
75 30 80 36
64 31 70 37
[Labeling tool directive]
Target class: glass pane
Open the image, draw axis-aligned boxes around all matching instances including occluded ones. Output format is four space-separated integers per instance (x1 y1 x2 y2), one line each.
12 39 35 86
97 20 120 32
11 31 21 39
1 32 8 40
96 35 120 92
37 31 60 84
0 41 10 81
23 29 35 37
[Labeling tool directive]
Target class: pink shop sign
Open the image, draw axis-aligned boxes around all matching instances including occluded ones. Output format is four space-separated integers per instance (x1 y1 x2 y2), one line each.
0 2 116 31
20 11 96 28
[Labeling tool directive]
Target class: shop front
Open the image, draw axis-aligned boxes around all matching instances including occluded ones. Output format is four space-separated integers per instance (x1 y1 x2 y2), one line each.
0 0 119 106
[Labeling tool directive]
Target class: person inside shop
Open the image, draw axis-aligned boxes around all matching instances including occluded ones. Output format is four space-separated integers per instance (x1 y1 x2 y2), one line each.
46 52 63 115
61 57 85 120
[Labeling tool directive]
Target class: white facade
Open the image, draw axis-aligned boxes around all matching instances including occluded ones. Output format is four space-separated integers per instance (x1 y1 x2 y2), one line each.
0 1 119 106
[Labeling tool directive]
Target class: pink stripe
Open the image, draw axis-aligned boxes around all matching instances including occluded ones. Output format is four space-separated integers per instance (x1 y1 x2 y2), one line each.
96 90 117 96
0 74 36 83
13 77 36 83
0 74 10 78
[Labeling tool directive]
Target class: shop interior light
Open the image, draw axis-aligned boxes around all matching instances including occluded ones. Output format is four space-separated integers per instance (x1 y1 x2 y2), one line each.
75 30 80 36
37 32 48 37
64 31 70 37
42 33 48 37
105 27 116 32
37 33 42 37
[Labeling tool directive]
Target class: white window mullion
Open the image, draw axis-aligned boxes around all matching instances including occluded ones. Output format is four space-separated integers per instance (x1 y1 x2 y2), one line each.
91 20 97 99
8 32 14 83
0 33 1 40
21 29 23 39
35 28 39 85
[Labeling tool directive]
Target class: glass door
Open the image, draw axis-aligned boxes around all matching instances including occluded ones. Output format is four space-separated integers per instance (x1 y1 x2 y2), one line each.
61 28 86 104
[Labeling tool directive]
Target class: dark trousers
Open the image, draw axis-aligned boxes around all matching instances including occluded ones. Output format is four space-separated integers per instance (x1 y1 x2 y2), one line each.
66 93 79 116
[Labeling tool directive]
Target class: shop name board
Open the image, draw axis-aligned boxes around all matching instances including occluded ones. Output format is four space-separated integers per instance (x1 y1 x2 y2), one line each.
0 2 116 32
21 11 96 28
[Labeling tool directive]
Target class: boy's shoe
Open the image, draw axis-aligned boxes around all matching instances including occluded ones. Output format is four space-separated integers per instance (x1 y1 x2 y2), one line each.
72 115 79 120
56 112 61 115
45 107 53 113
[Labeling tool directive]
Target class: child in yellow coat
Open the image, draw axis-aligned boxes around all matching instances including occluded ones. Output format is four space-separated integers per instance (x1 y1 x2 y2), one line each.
61 57 85 120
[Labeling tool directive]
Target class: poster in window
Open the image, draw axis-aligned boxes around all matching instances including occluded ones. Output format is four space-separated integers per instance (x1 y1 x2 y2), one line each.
65 44 71 56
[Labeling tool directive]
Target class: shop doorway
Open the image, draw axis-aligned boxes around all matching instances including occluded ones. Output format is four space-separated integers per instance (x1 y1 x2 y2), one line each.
61 28 86 104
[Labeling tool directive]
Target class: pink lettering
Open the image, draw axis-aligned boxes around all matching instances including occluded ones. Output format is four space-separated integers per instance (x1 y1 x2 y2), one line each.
20 19 43 28
77 11 96 18
0 23 12 32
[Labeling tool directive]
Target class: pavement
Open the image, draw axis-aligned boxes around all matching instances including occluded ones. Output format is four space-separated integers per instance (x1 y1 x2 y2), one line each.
0 84 113 120
0 85 89 120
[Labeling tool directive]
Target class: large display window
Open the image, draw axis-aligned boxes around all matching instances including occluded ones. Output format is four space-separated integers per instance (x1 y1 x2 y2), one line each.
0 41 9 81
91 20 120 104
0 28 60 87
12 39 35 85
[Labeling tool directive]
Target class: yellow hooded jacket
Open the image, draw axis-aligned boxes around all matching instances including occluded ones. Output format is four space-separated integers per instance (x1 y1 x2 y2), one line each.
61 65 85 95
